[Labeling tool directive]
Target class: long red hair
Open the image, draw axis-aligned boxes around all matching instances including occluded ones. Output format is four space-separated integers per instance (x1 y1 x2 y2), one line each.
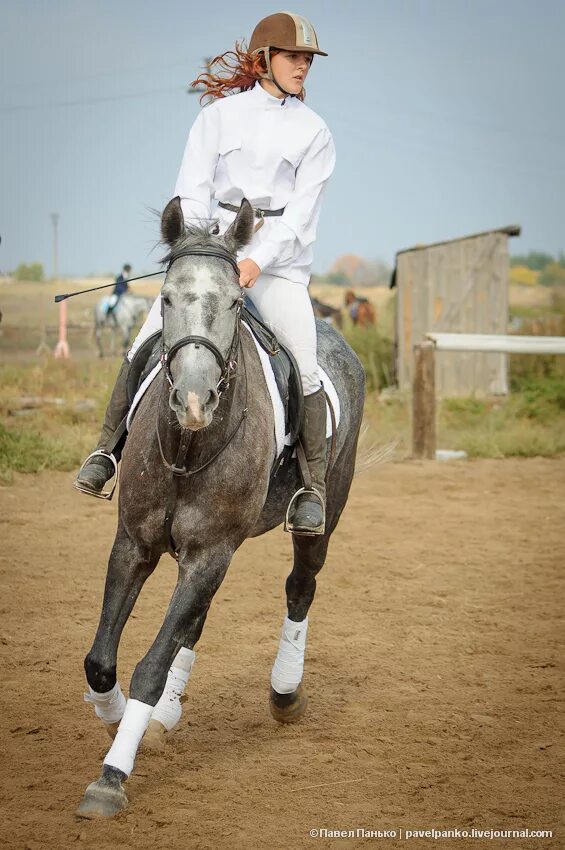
190 41 306 105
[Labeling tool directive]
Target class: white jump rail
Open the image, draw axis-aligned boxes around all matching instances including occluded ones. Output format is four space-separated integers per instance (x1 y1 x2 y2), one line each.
412 332 565 459
425 332 565 355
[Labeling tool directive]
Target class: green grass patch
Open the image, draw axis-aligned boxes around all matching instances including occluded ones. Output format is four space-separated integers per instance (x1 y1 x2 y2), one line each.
342 322 394 392
0 357 121 480
0 423 83 481
438 389 565 458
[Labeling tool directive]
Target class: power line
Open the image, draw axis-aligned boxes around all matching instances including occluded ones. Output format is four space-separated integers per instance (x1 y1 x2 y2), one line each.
323 110 565 183
0 85 186 114
2 80 563 183
7 59 194 93
322 97 565 148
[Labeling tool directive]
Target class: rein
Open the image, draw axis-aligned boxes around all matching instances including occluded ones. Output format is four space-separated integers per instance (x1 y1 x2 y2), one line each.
156 246 248 556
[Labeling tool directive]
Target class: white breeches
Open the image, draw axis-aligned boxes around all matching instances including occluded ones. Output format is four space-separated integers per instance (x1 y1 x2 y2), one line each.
127 273 321 395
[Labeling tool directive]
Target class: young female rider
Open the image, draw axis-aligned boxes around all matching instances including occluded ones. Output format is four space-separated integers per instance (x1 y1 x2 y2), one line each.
75 11 336 536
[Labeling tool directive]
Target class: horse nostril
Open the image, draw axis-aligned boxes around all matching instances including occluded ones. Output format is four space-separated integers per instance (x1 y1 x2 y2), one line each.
170 388 184 411
204 389 218 410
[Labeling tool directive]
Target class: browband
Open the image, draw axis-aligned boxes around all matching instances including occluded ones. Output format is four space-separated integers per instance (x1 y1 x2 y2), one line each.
167 247 240 278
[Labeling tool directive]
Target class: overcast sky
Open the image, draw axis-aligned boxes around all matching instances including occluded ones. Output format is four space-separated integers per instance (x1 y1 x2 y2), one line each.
1 0 564 276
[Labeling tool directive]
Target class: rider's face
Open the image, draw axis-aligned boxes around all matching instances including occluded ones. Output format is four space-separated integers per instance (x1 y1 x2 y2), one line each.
270 50 312 94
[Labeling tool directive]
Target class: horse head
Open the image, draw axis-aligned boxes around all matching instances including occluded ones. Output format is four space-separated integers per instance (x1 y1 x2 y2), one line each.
160 196 254 430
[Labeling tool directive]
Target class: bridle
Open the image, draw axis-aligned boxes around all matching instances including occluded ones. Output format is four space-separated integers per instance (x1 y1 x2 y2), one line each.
156 246 248 484
160 246 244 397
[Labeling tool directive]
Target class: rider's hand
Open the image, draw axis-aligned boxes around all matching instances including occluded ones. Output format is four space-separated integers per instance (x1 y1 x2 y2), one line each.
238 258 261 289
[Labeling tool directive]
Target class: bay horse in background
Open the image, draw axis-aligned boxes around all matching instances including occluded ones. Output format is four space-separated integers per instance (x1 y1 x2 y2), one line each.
76 197 365 817
311 295 343 329
345 289 376 328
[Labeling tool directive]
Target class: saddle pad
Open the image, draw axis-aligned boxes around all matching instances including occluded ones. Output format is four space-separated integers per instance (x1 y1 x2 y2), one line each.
126 323 340 461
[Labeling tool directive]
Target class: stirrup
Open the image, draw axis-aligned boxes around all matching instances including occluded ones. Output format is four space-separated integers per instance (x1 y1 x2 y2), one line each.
284 487 326 536
74 451 118 501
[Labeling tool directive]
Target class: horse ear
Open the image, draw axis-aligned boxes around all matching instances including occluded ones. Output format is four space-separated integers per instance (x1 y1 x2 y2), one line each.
161 196 185 246
223 199 255 255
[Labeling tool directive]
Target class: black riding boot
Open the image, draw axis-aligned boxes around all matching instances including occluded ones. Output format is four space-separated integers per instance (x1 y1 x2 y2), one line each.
290 387 327 536
75 358 130 497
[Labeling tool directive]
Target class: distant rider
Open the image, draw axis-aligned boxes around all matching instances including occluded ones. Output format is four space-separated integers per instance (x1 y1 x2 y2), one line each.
106 264 132 322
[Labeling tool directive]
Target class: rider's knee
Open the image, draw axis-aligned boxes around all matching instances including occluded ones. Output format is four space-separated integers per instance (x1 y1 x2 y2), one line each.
301 369 322 395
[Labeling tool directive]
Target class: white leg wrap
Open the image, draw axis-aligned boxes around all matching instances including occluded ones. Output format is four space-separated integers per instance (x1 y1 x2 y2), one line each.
84 681 126 724
271 615 308 694
150 647 196 732
103 699 153 777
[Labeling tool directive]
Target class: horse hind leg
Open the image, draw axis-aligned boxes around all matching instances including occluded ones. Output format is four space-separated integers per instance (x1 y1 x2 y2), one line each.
270 440 359 724
269 533 330 724
142 646 196 750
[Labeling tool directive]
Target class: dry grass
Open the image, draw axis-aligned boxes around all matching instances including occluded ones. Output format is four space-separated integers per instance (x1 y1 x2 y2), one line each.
0 276 162 361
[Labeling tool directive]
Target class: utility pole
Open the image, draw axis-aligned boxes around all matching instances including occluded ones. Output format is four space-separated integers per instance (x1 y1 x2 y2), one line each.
52 211 69 358
37 214 59 355
50 212 59 280
187 57 213 95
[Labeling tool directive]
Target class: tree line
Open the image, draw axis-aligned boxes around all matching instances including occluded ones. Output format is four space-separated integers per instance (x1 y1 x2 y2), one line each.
510 252 565 287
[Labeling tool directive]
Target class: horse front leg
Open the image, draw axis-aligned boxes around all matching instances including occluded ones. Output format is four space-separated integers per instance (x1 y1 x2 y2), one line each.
83 524 159 739
95 323 104 358
77 541 233 818
121 326 131 358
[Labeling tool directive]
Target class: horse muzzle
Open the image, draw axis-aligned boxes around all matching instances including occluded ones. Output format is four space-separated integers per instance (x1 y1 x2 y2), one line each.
169 386 219 430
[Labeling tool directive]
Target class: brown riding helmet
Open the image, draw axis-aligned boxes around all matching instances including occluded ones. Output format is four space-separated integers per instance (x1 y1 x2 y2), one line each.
249 11 328 58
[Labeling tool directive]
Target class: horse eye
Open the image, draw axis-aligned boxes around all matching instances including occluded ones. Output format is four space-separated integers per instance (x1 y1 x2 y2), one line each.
162 294 172 307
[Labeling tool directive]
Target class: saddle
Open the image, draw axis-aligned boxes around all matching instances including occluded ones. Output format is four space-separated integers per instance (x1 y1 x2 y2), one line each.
126 299 304 451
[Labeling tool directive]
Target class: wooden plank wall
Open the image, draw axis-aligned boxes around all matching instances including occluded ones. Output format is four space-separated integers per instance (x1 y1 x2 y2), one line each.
396 233 509 396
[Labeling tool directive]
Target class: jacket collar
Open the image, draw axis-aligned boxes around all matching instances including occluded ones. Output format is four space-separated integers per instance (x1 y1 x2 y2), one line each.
249 80 294 108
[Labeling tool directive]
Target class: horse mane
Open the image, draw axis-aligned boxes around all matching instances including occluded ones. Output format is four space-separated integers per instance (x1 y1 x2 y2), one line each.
160 221 224 267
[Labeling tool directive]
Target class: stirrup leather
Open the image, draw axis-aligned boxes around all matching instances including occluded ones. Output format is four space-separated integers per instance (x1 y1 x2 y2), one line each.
74 451 118 501
284 486 326 536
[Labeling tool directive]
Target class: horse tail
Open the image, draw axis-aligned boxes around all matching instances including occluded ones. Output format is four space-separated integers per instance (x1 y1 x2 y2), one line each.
354 423 399 476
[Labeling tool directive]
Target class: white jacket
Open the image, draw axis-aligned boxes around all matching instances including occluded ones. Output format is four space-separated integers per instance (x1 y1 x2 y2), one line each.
174 80 336 285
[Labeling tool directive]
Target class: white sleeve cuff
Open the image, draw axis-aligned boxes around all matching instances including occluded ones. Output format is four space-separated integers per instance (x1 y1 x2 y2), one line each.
246 239 280 272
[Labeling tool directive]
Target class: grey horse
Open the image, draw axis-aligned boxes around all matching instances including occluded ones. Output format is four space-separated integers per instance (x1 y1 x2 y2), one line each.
94 292 152 357
77 197 365 817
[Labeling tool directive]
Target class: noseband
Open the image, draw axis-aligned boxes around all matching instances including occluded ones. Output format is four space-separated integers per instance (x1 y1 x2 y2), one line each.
160 247 243 396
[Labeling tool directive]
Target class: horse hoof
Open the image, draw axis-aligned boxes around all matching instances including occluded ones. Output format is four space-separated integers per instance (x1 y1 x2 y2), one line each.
104 721 120 740
142 719 167 751
269 684 308 724
76 767 128 819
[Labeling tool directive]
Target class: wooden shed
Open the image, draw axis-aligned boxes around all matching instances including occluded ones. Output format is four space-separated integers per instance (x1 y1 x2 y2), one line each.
392 225 521 397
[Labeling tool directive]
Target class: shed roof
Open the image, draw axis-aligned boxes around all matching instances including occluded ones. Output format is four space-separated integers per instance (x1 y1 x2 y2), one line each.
395 224 521 257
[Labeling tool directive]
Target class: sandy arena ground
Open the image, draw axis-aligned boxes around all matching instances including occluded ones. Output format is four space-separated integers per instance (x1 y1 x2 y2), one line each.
0 458 563 850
